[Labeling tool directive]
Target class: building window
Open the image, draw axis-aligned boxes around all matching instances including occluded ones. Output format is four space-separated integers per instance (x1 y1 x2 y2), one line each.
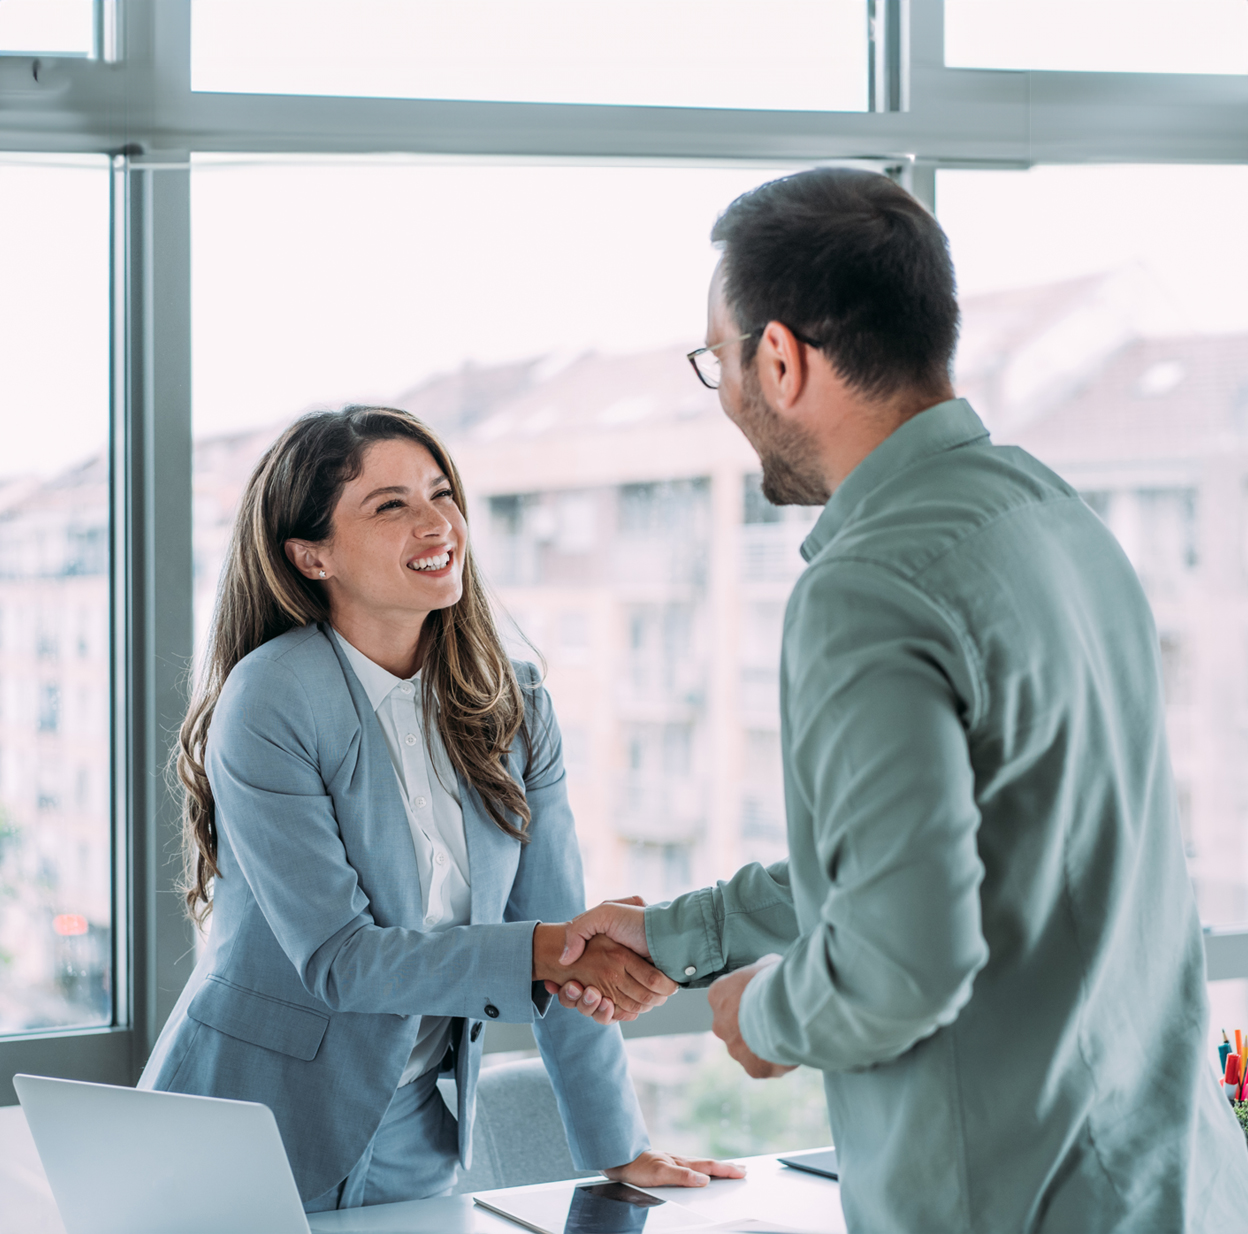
940 162 1248 928
37 684 60 735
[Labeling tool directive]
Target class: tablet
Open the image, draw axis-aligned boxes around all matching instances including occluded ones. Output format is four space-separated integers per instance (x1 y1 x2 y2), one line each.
777 1148 838 1181
474 1179 716 1234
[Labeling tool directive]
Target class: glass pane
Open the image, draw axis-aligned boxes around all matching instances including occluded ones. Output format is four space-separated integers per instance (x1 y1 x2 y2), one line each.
627 1033 831 1157
489 1033 832 1157
938 164 1248 928
0 0 93 56
1209 979 1248 1086
191 0 869 111
191 156 852 907
946 0 1248 75
0 155 113 1033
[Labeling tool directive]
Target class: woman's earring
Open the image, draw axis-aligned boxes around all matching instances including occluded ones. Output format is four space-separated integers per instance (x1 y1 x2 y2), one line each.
318 570 326 578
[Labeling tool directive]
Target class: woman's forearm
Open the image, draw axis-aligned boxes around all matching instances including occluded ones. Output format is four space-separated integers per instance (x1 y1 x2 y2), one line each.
308 917 540 1019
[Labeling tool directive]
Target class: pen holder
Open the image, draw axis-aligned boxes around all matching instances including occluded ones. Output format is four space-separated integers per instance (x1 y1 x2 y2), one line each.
1234 1101 1248 1148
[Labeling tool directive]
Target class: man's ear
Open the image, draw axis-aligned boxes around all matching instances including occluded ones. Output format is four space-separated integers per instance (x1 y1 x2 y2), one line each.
285 539 328 580
754 321 810 414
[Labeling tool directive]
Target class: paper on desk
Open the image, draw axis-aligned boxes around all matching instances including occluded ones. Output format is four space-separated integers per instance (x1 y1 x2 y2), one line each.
703 1219 832 1234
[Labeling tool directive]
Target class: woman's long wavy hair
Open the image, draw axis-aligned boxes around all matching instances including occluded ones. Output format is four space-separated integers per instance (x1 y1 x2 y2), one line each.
178 406 531 923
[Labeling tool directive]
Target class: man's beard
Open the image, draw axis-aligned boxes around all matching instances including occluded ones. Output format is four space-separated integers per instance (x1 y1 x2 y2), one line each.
739 365 830 507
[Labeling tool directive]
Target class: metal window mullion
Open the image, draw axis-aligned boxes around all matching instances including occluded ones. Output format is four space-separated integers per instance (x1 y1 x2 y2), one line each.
870 0 908 114
1203 930 1248 982
0 2 1245 165
119 152 196 1080
110 156 130 1042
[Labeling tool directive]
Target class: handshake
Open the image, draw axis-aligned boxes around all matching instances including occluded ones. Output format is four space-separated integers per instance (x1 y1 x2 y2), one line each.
531 896 795 1080
532 896 662 1025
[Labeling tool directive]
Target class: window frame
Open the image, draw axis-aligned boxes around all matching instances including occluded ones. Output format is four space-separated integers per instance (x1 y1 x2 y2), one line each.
1 0 1244 1100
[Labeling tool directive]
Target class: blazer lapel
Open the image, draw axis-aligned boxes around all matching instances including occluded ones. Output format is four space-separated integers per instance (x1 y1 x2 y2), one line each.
322 627 425 926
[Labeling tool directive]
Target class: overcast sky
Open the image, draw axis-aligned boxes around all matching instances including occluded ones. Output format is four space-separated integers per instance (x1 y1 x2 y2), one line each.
2 158 1246 480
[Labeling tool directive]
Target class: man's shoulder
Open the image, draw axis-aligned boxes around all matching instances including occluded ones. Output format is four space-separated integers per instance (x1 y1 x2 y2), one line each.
809 439 1087 584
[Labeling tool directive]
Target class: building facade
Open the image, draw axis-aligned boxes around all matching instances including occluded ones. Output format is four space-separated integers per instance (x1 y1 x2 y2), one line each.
2 274 1246 1029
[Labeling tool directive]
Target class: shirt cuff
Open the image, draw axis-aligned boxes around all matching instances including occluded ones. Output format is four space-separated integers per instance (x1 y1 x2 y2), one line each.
644 890 725 985
738 959 786 1064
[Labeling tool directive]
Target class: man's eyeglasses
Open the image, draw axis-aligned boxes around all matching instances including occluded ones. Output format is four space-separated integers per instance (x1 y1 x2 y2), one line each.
686 327 822 390
686 332 756 391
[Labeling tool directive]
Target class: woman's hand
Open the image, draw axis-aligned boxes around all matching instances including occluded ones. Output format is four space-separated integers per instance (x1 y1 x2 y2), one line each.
533 924 676 1018
543 976 618 1024
542 896 654 1024
603 1149 747 1188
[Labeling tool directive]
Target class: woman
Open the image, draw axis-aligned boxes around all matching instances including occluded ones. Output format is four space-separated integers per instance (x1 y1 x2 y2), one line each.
140 406 740 1210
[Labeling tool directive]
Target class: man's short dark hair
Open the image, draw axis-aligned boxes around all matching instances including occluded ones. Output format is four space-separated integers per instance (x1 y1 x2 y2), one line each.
712 167 959 399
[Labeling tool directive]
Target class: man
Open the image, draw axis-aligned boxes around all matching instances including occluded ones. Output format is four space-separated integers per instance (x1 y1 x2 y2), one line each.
555 169 1248 1231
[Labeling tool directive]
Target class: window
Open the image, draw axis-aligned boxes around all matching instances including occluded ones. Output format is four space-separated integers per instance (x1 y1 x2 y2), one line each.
5 0 1247 1114
191 0 870 111
627 1032 831 1157
190 159 811 909
0 156 112 1035
0 0 93 56
939 163 1248 930
945 0 1248 75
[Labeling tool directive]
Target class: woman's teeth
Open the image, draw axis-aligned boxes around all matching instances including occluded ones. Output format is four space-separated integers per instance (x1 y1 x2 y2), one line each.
408 551 451 572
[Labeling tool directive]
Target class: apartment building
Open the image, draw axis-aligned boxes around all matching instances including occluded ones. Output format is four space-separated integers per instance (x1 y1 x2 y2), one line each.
3 273 1246 1030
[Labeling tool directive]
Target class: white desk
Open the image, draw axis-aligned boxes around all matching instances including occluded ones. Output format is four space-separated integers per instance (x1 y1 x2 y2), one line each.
305 1153 847 1234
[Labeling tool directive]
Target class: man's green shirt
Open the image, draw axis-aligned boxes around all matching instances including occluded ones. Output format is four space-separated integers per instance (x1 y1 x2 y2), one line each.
645 399 1248 1232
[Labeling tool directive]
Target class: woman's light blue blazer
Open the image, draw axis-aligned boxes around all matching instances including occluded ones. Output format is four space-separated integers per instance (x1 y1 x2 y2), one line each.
139 623 648 1201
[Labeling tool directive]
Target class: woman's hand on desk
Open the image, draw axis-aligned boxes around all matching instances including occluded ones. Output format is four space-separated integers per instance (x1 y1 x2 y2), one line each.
533 923 676 1019
603 1149 747 1189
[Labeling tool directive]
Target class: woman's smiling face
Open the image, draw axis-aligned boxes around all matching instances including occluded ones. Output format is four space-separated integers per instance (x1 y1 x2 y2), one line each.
292 437 468 638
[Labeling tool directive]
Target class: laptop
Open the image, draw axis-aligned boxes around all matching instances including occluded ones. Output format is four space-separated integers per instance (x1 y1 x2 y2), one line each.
14 1073 312 1234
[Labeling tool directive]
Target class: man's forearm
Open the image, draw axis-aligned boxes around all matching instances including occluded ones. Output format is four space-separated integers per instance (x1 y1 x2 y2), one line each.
644 861 798 985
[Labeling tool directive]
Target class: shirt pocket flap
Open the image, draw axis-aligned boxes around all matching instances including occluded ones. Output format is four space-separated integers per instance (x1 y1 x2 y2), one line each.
188 977 330 1062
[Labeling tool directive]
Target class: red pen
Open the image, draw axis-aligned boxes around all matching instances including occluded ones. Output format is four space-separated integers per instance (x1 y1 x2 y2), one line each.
1224 1052 1241 1102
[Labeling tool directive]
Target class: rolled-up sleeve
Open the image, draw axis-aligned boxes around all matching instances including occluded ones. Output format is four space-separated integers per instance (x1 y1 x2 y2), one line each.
736 559 988 1072
646 861 798 986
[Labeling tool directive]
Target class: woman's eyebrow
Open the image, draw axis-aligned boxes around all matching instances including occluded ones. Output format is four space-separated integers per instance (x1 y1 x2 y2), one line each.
360 484 407 505
359 475 451 505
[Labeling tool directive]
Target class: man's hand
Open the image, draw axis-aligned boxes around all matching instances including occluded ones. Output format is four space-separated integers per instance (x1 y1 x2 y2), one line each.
533 923 675 1018
560 898 650 965
603 1149 747 1189
707 954 797 1079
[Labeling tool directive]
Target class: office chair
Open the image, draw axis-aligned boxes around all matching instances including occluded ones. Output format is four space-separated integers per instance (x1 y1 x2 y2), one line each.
441 1057 598 1193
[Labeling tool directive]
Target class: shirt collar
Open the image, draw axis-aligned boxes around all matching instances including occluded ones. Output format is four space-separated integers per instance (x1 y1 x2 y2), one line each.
331 627 417 713
800 397 990 562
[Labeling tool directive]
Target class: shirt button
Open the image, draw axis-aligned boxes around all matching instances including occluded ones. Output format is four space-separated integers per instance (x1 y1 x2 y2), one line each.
415 796 427 809
435 851 447 866
404 733 417 746
425 914 436 926
684 966 697 976
400 682 414 695
484 1003 500 1019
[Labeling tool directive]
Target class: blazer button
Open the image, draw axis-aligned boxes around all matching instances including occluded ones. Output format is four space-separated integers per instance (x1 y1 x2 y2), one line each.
484 1003 500 1019
470 1021 483 1042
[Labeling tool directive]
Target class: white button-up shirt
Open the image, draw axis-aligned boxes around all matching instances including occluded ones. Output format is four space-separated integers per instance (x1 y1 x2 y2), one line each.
333 629 472 1085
